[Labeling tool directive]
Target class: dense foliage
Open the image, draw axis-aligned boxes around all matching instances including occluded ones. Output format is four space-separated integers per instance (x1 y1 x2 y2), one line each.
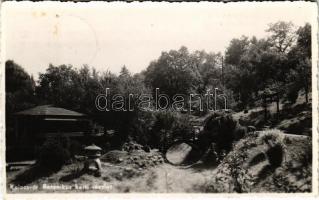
6 21 311 150
37 136 71 171
224 22 311 111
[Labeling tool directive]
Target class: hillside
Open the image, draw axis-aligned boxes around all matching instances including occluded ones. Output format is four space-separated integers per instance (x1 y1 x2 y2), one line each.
193 130 312 193
7 128 312 193
233 92 312 136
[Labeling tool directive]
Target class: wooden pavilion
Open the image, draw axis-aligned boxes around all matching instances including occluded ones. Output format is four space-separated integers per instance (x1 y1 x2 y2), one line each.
13 105 91 147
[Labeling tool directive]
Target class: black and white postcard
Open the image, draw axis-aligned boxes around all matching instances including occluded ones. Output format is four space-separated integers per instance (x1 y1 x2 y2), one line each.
0 1 318 199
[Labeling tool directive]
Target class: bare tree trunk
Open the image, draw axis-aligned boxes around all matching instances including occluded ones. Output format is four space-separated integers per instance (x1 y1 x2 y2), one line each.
305 84 309 103
276 94 280 114
303 64 309 104
263 97 268 121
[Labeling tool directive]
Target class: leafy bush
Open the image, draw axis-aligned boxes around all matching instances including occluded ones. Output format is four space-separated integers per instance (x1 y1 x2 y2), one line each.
128 110 193 150
258 129 285 146
69 139 84 157
129 111 156 145
150 111 193 150
37 136 71 171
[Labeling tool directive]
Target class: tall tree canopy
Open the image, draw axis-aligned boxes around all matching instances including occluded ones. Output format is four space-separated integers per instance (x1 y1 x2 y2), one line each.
5 60 35 114
286 23 312 103
224 21 311 110
225 36 250 66
144 46 201 98
266 21 296 54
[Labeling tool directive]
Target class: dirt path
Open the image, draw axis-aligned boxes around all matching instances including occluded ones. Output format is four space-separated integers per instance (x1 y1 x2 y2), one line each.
151 164 215 192
118 164 216 193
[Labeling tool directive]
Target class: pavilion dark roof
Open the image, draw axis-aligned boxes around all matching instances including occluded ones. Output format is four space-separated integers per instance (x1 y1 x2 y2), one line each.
15 105 85 117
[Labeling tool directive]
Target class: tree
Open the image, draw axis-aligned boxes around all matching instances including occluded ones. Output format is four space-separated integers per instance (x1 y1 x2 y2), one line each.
144 46 200 99
224 37 272 110
36 64 80 109
5 60 36 146
266 21 296 54
191 50 222 94
297 23 311 57
119 65 131 78
287 23 312 103
75 65 104 114
224 33 290 114
5 60 35 114
225 36 250 66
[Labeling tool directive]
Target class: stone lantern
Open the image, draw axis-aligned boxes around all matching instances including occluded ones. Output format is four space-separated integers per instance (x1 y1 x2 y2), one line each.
84 144 102 176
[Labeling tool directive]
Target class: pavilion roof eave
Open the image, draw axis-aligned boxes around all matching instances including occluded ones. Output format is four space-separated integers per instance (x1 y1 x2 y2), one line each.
14 105 86 117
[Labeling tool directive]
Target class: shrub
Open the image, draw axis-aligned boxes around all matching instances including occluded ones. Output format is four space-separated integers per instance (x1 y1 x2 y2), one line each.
129 110 193 150
151 111 193 150
258 129 285 146
128 111 156 145
37 136 71 171
69 139 84 157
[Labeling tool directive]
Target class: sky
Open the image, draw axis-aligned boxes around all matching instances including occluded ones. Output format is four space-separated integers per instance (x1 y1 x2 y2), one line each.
1 1 317 79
